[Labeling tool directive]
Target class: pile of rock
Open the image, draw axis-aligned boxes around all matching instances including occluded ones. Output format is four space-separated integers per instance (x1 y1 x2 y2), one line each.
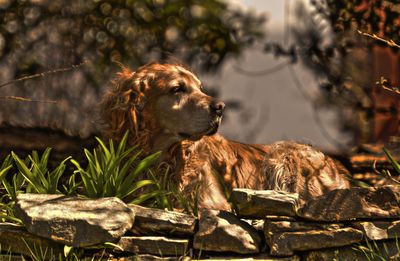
1 186 400 260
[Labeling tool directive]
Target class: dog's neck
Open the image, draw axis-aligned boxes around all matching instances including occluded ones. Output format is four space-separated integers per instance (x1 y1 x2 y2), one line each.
145 129 185 159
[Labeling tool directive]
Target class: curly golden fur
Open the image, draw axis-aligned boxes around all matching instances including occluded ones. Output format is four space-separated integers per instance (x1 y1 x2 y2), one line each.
101 62 351 210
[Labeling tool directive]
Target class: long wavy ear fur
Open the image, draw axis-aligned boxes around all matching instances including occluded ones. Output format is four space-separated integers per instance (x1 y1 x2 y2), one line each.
100 67 142 143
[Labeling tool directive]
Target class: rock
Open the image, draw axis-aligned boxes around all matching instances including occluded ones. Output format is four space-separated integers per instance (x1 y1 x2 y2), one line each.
264 221 363 256
265 216 296 221
15 194 134 247
298 186 400 221
265 220 344 232
352 220 400 240
193 209 261 254
241 219 265 231
304 247 368 261
232 189 299 218
118 255 190 261
0 255 25 261
0 223 64 258
129 204 197 236
305 241 400 261
116 236 189 256
203 254 300 260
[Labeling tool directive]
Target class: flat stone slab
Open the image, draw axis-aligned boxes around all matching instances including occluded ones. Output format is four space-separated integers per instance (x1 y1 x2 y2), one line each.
129 204 197 236
0 223 64 258
118 255 190 261
232 189 299 218
304 247 368 261
116 236 189 256
0 255 25 261
15 194 134 247
298 186 400 221
193 209 261 254
265 220 344 233
305 241 400 260
352 220 400 240
264 221 363 256
202 254 300 261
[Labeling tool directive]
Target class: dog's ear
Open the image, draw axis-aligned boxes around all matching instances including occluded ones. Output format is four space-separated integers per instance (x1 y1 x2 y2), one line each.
100 67 146 143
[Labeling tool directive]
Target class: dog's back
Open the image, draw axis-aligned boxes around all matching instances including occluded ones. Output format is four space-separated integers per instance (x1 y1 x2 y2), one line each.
264 141 350 201
176 135 350 209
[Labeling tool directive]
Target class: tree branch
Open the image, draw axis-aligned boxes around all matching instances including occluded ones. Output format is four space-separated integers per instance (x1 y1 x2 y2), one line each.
0 60 87 90
357 30 400 49
0 96 58 103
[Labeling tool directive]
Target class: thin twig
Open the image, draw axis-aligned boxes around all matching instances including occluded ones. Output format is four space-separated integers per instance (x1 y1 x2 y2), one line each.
0 96 58 103
357 30 400 49
382 85 400 94
0 60 87 90
376 76 400 95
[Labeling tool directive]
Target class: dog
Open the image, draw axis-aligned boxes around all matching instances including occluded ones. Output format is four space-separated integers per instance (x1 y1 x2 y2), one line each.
100 62 351 211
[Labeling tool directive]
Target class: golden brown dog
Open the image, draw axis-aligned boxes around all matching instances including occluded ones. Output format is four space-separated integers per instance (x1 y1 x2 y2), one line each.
101 62 350 210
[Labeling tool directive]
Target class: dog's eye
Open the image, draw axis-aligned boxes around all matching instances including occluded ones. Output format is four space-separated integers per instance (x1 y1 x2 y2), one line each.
170 85 186 94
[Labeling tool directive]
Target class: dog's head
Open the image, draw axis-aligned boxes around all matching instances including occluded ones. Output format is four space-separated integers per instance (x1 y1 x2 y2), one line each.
101 62 225 151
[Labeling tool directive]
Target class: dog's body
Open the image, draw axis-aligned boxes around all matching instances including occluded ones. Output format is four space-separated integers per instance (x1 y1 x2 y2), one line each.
101 62 350 210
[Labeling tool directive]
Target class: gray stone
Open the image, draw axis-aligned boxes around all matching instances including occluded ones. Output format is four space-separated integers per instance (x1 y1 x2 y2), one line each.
15 194 134 247
129 204 196 236
116 236 189 257
298 186 400 221
264 221 363 256
232 189 299 218
352 220 400 240
193 209 261 254
0 223 64 258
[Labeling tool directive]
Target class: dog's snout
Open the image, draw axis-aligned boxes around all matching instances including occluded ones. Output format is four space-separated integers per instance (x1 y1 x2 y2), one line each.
210 100 225 116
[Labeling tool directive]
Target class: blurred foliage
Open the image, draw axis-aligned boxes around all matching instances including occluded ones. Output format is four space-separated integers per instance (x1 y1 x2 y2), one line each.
0 0 265 136
265 0 400 144
0 0 265 75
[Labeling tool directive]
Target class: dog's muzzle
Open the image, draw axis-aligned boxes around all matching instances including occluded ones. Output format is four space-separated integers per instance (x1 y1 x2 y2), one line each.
210 100 225 117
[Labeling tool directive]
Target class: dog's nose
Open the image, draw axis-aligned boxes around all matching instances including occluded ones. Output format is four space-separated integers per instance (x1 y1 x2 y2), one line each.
210 100 225 116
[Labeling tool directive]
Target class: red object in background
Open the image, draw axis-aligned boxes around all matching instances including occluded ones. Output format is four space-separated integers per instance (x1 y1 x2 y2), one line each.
371 46 400 143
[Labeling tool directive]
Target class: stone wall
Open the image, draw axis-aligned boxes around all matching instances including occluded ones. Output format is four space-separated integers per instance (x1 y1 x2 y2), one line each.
1 186 400 260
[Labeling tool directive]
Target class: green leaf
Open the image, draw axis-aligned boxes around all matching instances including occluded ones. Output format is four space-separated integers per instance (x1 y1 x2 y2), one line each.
71 159 97 197
129 190 162 205
12 152 46 194
95 136 111 163
64 245 73 257
121 179 154 199
383 148 400 175
117 131 131 156
0 165 12 179
119 151 160 196
28 155 50 191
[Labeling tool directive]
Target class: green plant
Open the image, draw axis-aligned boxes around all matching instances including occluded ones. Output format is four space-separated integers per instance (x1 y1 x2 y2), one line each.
11 149 71 194
146 166 175 211
383 147 400 175
71 132 160 203
374 148 400 185
354 238 400 261
0 155 23 223
146 165 203 215
0 243 22 261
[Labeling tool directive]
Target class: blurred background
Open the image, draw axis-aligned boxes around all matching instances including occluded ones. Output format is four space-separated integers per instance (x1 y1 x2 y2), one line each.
0 0 399 178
